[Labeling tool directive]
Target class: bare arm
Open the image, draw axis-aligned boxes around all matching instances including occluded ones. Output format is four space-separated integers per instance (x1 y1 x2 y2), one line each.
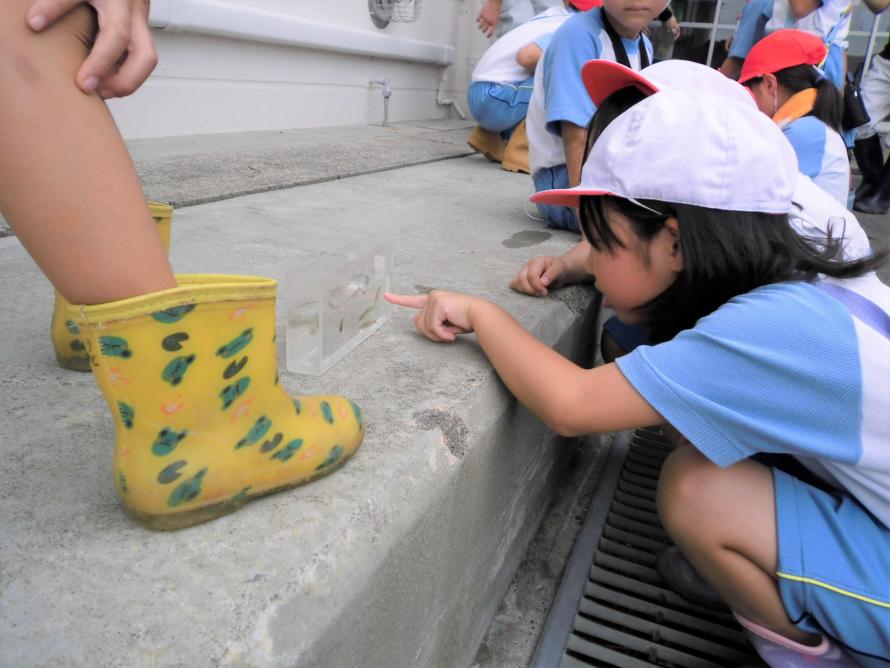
510 239 593 296
719 57 743 80
516 43 544 73
471 302 661 435
559 239 594 282
862 0 890 13
386 292 662 435
562 121 587 187
788 0 820 20
476 0 502 37
27 0 157 98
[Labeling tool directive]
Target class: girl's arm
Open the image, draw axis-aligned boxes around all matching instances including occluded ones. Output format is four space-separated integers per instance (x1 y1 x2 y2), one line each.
386 291 663 436
510 239 594 296
862 0 890 13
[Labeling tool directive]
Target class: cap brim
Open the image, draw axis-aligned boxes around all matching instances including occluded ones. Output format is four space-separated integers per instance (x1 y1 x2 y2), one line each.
582 60 659 108
569 0 603 9
530 187 614 208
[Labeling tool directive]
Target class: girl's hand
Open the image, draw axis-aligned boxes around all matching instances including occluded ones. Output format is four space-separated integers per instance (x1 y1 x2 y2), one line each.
385 291 479 343
510 255 569 296
27 0 157 98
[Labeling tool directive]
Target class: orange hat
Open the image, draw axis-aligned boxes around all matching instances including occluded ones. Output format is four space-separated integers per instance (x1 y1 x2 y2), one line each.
569 0 602 10
738 30 827 85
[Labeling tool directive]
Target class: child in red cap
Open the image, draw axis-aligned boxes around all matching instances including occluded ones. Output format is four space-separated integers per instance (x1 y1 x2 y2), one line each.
739 29 850 206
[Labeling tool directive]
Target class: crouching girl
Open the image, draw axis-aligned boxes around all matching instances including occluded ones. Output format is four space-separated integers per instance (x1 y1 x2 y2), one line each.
388 90 889 666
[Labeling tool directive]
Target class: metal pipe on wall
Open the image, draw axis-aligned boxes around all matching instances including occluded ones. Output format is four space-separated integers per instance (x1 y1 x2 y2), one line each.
148 0 455 65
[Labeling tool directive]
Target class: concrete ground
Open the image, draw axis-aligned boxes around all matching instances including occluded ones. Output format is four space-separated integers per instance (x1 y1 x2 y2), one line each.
1 119 888 668
0 120 608 668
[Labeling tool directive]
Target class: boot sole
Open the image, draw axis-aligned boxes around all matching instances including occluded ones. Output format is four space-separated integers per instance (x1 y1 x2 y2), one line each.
125 456 351 531
501 161 529 174
56 352 92 372
467 141 503 164
853 203 890 215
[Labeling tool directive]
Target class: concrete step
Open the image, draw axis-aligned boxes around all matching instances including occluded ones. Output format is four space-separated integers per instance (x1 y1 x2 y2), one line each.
0 119 476 238
0 123 602 667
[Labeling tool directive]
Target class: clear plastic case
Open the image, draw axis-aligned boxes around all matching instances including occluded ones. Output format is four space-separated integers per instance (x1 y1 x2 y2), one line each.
285 241 392 375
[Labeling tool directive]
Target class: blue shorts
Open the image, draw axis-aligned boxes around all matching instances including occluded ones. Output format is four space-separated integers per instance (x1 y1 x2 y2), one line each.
774 468 890 665
532 164 579 231
468 77 534 135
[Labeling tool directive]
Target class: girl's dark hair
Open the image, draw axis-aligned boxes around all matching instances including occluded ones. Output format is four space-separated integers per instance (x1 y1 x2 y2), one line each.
747 64 843 131
579 196 887 343
579 85 886 343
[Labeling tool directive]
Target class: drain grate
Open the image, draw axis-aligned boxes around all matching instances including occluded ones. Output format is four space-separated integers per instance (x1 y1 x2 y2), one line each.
532 429 761 668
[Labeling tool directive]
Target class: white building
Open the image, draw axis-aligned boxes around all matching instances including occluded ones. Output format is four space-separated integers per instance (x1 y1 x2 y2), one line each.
110 0 889 140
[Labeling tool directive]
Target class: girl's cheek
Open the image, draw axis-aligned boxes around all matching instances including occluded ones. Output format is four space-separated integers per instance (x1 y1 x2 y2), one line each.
584 251 600 276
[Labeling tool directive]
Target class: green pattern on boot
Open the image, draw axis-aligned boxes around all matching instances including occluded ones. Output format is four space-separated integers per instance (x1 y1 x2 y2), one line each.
162 354 196 386
272 438 303 462
152 428 188 457
235 416 272 449
151 304 196 324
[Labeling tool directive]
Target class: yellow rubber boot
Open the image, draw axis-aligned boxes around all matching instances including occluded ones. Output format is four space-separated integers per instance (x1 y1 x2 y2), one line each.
501 119 530 174
50 202 174 371
77 274 365 530
467 125 505 163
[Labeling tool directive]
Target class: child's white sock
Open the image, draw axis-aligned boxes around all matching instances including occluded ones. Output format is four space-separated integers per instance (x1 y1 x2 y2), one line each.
734 612 856 667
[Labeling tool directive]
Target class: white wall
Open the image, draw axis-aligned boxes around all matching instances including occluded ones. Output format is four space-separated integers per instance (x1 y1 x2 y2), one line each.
110 0 488 139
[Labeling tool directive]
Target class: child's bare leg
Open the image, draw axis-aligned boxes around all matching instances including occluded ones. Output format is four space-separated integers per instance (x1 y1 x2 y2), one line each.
0 0 175 305
657 444 822 645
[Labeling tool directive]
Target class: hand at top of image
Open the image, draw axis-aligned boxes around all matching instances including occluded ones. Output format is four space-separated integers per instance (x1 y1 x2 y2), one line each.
27 0 157 98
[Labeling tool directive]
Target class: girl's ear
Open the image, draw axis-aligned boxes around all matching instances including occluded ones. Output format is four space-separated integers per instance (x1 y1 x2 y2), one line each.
665 217 684 272
763 72 779 95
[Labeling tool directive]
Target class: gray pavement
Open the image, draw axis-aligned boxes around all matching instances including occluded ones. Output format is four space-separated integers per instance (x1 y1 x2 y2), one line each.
131 119 477 207
0 134 603 667
1 118 888 668
0 119 475 238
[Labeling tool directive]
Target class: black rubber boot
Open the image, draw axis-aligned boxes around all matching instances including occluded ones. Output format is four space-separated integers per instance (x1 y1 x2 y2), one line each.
853 154 890 215
853 134 886 205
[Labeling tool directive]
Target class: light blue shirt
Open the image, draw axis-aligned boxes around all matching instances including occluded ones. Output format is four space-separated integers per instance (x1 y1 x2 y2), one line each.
616 277 890 527
542 8 653 136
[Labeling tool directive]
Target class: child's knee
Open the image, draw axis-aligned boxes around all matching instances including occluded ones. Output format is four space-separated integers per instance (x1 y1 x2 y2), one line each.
656 443 716 532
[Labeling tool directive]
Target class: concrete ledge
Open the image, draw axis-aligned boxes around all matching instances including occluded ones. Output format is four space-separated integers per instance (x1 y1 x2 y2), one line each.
0 120 474 238
130 119 476 207
1 156 599 666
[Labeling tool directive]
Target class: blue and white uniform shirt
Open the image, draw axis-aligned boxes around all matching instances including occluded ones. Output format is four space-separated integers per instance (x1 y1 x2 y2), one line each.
616 274 890 528
471 7 571 85
781 116 850 206
526 8 653 175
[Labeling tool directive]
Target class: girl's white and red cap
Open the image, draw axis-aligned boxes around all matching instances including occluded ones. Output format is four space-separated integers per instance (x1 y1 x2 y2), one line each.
530 87 798 214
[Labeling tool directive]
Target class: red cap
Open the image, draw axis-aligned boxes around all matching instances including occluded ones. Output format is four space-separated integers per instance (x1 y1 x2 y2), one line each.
738 29 827 84
582 60 659 108
569 0 603 10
